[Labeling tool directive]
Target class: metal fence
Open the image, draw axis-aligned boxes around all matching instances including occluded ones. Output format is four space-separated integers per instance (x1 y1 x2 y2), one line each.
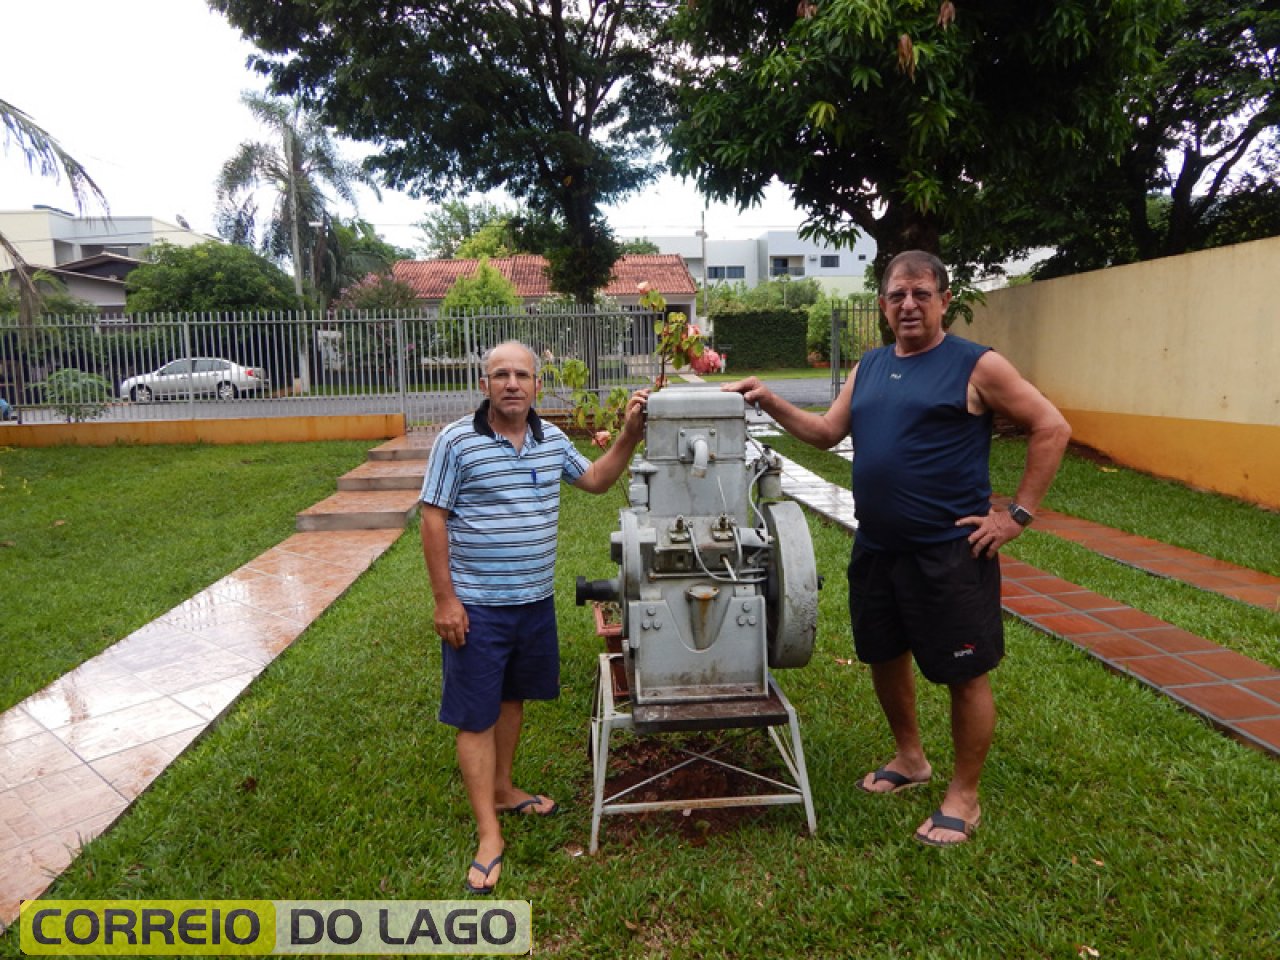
0 304 662 427
828 298 883 400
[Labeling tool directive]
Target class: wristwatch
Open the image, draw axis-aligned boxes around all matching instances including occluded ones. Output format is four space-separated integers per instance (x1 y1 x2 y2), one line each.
1009 503 1034 527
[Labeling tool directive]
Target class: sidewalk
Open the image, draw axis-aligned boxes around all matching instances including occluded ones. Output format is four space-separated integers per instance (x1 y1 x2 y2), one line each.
3 427 1279 930
0 433 433 930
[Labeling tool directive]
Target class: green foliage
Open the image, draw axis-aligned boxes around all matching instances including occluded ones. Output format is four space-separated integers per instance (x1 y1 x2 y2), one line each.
124 241 299 313
543 358 630 439
1029 0 1280 274
455 220 521 259
38 368 112 422
0 272 96 317
806 293 878 362
440 258 521 313
417 198 515 259
710 308 808 369
619 237 660 255
523 214 622 305
333 274 421 312
214 91 378 291
704 277 825 316
322 218 412 298
212 1 671 300
669 0 1171 284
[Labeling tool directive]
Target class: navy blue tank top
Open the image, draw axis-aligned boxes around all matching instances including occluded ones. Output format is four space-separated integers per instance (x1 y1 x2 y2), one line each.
849 335 993 551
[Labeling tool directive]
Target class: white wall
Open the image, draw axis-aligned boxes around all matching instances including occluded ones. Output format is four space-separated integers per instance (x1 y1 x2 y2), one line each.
0 208 209 270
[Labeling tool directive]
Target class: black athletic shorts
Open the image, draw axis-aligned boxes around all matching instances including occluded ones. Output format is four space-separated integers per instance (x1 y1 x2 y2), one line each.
847 537 1004 684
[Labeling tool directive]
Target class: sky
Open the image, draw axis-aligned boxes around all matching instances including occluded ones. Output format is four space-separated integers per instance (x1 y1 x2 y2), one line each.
0 0 807 253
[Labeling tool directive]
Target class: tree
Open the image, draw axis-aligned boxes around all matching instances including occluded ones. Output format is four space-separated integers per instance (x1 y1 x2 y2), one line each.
668 1 1169 286
316 217 414 306
0 273 96 318
209 0 674 303
456 221 524 260
125 241 298 314
333 274 421 312
1 97 108 422
215 91 380 302
440 259 521 313
417 199 515 259
1032 0 1280 276
619 237 660 255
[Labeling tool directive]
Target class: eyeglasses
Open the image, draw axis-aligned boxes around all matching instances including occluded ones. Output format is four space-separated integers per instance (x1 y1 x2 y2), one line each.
884 288 939 306
485 368 535 383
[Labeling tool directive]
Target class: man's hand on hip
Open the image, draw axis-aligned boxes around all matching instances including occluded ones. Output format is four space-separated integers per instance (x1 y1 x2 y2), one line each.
956 510 1023 559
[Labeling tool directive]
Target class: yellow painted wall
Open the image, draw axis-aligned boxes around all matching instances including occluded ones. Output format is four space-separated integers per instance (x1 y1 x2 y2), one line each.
0 414 406 448
955 236 1280 509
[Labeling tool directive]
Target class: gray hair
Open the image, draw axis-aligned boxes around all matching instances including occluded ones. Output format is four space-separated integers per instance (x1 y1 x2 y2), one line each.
480 340 541 378
880 250 950 296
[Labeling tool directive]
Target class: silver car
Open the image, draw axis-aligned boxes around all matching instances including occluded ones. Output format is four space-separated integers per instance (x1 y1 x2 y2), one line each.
120 357 270 402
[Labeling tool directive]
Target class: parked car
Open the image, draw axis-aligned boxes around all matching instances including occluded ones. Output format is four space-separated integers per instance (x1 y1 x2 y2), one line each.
120 358 270 402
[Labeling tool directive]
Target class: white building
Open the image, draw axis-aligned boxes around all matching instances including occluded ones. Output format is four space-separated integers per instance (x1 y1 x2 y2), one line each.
0 207 209 269
634 229 877 295
0 206 211 310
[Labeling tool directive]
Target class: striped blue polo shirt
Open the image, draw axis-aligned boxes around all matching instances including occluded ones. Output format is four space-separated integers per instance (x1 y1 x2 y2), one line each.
419 401 591 604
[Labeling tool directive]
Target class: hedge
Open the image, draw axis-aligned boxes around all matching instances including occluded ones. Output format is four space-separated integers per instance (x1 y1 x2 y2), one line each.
709 308 808 370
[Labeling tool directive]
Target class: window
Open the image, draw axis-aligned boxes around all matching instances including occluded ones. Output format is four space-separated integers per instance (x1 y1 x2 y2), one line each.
707 265 745 280
820 255 839 268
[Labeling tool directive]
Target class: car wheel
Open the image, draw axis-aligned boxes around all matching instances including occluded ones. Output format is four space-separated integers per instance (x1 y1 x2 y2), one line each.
131 385 153 403
216 382 238 400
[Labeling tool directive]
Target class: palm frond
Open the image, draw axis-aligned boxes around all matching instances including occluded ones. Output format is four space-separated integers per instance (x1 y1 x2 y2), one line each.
0 98 108 213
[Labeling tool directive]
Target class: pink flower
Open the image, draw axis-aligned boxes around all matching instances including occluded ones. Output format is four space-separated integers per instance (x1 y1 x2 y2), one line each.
592 430 612 449
636 281 652 294
691 349 724 375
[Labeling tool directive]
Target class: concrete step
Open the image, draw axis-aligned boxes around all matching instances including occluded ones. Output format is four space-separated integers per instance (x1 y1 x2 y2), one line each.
367 431 437 461
296 489 421 531
338 459 426 491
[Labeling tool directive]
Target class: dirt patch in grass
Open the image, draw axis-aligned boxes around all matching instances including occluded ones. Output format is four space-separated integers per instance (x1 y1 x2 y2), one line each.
590 732 804 847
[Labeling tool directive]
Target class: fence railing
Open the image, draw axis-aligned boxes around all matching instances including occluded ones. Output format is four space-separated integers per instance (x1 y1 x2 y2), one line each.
828 299 883 400
0 299 880 424
0 305 662 427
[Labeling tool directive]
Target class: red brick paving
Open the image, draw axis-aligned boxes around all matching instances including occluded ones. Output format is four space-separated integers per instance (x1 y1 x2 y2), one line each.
999 556 1280 760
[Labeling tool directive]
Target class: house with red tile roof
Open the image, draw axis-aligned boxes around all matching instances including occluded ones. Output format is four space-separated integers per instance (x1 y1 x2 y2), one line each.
392 253 699 322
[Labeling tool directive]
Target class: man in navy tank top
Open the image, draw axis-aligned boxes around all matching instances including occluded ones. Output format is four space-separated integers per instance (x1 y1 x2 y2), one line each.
725 251 1070 846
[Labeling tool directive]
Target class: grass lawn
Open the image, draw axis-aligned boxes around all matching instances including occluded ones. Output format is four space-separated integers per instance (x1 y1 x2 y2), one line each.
3 439 1279 958
0 441 374 714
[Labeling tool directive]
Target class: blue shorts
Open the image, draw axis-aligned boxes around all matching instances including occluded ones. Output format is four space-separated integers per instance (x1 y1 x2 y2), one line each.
847 538 1004 684
438 597 560 732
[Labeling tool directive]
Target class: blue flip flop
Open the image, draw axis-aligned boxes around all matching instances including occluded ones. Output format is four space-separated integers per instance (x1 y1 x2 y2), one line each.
464 854 504 895
856 766 931 794
914 809 980 847
502 794 560 817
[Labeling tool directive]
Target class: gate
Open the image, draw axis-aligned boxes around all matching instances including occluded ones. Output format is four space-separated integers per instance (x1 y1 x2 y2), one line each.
827 299 883 400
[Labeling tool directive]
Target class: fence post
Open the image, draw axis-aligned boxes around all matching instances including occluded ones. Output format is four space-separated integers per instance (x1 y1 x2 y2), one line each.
395 312 408 419
182 314 194 418
829 303 843 402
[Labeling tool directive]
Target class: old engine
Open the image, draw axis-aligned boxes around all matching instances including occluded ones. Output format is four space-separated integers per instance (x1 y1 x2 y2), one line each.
576 384 819 708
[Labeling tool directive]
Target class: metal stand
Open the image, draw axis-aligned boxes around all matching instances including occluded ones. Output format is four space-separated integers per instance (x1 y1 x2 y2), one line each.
589 653 817 853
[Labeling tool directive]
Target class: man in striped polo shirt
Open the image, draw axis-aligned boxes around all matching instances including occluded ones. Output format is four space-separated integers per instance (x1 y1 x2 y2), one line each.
420 340 648 894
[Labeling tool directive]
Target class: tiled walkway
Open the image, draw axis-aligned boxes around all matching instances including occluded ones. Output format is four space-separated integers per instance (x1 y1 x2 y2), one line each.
3 426 1279 932
0 434 432 930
